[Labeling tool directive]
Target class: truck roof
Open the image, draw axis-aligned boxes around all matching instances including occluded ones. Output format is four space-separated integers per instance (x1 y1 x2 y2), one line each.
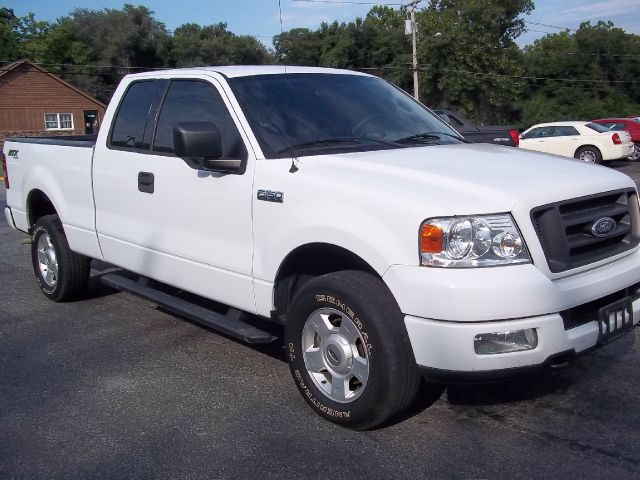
124 65 370 80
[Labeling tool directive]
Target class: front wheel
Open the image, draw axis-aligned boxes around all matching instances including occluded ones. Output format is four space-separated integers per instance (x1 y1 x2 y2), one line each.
31 214 90 302
285 271 420 430
574 146 602 164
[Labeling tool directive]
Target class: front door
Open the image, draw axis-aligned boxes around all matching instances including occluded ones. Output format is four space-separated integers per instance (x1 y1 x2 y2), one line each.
93 76 256 313
83 110 99 135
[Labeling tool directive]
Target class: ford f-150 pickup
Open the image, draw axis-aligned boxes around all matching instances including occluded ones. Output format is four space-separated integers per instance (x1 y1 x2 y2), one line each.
3 66 640 430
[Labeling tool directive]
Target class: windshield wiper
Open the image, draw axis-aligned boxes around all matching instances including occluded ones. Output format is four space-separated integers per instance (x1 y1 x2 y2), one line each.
394 131 467 145
277 136 403 154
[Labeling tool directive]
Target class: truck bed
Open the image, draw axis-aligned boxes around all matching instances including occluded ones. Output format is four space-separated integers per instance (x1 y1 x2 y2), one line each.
3 135 101 259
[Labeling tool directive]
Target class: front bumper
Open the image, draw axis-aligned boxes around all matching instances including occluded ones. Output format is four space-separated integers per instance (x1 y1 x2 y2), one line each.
384 249 640 322
405 300 639 375
383 250 640 375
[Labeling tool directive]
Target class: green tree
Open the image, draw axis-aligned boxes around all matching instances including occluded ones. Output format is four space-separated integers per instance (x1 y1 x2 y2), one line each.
0 7 22 61
170 22 269 67
418 0 534 123
521 21 640 126
273 28 322 65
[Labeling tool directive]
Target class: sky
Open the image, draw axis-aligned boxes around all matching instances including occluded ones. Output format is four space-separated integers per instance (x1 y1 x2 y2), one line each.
6 0 640 48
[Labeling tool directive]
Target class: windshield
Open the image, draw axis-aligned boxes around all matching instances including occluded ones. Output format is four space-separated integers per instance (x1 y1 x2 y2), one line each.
229 73 463 158
585 122 610 133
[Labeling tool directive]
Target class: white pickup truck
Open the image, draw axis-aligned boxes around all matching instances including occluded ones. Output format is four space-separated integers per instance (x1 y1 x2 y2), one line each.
3 66 640 429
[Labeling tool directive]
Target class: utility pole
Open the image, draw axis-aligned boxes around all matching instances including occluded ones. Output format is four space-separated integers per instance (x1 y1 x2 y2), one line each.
407 0 421 101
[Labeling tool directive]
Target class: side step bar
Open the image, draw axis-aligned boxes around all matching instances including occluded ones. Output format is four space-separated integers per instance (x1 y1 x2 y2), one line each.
101 273 277 344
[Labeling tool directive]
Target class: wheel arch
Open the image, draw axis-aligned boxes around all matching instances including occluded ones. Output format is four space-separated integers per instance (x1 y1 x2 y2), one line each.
272 242 381 322
26 189 58 232
574 144 602 158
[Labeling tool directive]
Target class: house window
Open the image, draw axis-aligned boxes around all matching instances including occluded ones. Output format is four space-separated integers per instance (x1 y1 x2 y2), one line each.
44 113 74 130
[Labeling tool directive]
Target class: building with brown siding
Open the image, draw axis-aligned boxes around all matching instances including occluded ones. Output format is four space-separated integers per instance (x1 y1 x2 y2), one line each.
0 59 106 149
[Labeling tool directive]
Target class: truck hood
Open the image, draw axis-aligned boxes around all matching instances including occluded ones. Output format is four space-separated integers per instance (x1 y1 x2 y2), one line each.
302 143 636 215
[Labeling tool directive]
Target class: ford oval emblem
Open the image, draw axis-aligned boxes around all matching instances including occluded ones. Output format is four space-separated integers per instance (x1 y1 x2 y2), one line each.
591 217 616 237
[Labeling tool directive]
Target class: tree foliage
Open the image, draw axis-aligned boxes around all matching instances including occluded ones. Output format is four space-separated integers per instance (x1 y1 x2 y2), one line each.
3 2 640 125
417 0 534 123
521 21 640 125
171 22 268 67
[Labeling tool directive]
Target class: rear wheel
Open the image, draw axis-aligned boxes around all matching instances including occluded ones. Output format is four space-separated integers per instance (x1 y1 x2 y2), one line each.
31 214 90 301
285 270 420 430
631 142 640 161
574 146 602 164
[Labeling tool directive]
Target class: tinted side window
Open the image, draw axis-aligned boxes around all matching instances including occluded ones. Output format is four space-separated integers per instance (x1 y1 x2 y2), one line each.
553 126 579 136
110 80 167 149
585 122 609 133
524 127 550 139
153 80 246 158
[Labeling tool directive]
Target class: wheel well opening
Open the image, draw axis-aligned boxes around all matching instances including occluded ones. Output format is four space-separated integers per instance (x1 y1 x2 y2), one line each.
273 243 379 322
575 145 601 157
27 190 57 231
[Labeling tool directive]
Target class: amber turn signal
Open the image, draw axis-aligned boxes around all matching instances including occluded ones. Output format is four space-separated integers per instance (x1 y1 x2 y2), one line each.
420 223 443 253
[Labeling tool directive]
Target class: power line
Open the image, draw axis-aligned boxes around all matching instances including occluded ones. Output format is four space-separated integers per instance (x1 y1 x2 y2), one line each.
524 20 574 31
416 64 638 83
355 63 638 84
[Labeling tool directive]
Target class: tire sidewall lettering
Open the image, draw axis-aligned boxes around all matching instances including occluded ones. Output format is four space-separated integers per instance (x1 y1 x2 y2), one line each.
312 293 373 359
292 368 351 419
287 291 377 421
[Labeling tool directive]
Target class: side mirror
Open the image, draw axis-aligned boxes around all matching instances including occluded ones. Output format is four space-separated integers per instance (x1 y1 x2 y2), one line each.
174 121 222 159
173 122 242 173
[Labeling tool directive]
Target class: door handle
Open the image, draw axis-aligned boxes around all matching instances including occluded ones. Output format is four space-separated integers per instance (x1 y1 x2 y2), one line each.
138 171 154 193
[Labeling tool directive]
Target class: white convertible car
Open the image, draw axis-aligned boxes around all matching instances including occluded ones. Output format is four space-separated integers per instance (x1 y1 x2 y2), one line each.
519 121 634 164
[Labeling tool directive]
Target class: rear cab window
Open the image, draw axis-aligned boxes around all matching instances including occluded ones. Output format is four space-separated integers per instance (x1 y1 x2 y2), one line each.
109 80 168 150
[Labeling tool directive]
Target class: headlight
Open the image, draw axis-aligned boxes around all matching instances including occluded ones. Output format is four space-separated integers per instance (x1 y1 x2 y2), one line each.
420 214 530 267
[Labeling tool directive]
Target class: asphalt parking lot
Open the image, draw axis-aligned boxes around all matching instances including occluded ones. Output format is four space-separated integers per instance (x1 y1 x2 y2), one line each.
1 160 640 479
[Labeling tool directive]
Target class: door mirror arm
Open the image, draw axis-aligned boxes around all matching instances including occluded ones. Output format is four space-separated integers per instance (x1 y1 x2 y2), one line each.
200 158 243 173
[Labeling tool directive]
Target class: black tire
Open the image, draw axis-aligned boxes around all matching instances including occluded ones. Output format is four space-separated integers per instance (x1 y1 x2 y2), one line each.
285 270 420 430
631 142 640 162
574 146 602 164
31 214 90 302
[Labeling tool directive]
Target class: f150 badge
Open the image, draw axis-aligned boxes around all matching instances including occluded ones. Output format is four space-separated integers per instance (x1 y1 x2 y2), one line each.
257 189 284 203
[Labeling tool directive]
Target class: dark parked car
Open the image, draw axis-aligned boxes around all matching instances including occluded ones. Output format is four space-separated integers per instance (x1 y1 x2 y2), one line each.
432 109 520 147
592 117 640 160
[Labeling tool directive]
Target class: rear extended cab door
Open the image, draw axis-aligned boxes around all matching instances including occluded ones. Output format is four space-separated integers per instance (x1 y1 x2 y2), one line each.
92 73 258 313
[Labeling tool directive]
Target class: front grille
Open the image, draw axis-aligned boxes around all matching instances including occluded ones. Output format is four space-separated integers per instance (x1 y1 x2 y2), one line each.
560 281 640 330
530 189 640 273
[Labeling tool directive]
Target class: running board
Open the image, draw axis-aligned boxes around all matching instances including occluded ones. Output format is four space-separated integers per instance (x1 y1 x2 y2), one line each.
101 273 277 344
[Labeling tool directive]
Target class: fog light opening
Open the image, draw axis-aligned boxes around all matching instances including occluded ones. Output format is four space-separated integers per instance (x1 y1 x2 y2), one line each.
474 328 538 355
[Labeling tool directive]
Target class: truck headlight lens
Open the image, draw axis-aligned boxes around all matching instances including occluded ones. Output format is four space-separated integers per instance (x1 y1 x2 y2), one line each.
420 214 530 267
